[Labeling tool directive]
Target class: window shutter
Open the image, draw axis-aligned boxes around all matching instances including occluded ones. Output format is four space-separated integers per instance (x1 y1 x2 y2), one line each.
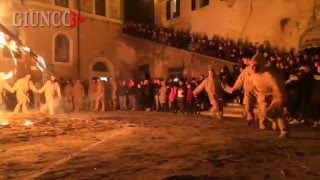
166 1 171 20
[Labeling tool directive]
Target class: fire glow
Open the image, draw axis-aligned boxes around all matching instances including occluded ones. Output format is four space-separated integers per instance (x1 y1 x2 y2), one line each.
0 26 48 72
0 32 6 48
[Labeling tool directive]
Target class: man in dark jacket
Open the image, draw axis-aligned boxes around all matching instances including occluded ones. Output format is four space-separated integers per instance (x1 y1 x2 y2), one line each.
143 79 153 111
311 65 320 127
299 65 314 123
118 80 128 110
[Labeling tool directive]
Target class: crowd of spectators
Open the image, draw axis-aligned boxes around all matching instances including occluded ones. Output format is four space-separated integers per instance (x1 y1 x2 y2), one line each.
122 22 320 126
3 22 318 127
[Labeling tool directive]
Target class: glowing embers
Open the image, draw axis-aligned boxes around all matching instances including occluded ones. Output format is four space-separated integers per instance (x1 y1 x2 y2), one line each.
0 29 48 72
24 120 34 127
22 46 30 53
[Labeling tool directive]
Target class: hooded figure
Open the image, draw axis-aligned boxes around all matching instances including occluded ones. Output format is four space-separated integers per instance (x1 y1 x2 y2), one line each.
88 79 98 110
12 74 38 113
63 80 73 102
63 80 73 112
232 57 256 125
33 81 43 110
193 68 224 119
38 75 61 115
108 77 117 110
159 80 167 108
72 80 85 111
94 79 105 112
249 53 288 138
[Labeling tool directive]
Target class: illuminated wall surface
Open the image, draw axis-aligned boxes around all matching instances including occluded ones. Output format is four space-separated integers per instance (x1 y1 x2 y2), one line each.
155 0 320 50
0 0 122 81
1 0 318 81
109 0 123 20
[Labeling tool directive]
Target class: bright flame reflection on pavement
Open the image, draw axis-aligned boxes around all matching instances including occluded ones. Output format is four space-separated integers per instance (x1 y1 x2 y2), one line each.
0 120 9 126
24 120 34 127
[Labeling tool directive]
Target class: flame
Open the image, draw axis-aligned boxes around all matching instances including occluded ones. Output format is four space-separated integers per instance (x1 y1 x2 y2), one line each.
36 55 47 69
9 49 17 65
0 32 6 48
0 30 48 73
8 40 18 52
22 46 30 53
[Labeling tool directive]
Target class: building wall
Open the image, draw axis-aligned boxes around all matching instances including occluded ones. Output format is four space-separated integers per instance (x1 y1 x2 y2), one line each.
0 0 237 83
154 0 315 50
113 34 237 80
0 0 122 81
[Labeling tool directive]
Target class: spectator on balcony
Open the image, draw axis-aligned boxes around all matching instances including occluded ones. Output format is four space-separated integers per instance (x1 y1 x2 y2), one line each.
188 37 200 52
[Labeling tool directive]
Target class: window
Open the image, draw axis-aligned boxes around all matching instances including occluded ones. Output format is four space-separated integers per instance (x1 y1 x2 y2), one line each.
166 1 171 20
168 67 184 80
55 0 69 8
172 0 180 18
139 64 150 80
166 0 180 20
200 0 209 7
95 0 106 16
54 34 70 63
191 0 196 11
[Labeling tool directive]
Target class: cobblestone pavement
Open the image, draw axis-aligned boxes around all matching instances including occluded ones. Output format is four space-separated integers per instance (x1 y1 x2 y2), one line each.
0 111 319 179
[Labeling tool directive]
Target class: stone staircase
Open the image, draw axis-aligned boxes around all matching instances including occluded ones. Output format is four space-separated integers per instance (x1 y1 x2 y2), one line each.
200 103 243 118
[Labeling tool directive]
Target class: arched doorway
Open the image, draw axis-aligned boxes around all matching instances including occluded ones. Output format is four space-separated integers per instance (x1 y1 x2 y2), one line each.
89 58 114 81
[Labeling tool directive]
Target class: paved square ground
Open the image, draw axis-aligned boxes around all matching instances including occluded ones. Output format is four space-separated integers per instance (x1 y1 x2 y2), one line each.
0 111 319 179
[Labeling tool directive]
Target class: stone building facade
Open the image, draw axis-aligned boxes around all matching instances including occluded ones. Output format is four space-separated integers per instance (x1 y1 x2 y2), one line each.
154 0 318 50
113 34 237 80
0 0 123 82
3 0 317 82
0 0 237 82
